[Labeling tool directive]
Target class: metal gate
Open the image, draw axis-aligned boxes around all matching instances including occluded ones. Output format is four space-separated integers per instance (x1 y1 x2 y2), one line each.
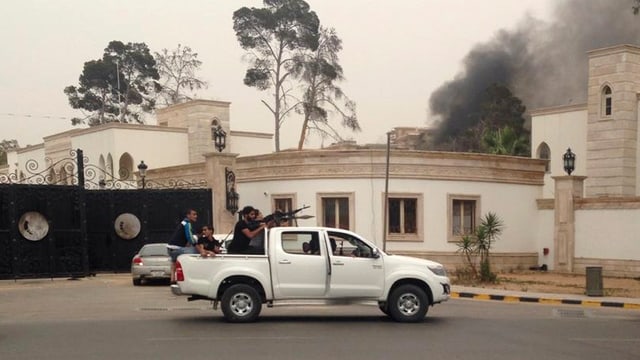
0 149 211 279
85 189 211 273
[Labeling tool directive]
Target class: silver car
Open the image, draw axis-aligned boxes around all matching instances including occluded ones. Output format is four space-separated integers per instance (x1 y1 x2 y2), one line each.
131 243 171 285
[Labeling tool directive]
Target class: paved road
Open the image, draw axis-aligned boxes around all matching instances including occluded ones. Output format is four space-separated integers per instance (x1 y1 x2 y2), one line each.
1 275 639 360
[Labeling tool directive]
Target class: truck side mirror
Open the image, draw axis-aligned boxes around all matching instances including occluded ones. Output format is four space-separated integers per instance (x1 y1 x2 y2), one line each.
371 248 380 259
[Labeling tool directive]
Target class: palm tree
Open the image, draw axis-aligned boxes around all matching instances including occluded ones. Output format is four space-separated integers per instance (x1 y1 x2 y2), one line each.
482 126 529 156
455 234 478 278
476 212 504 282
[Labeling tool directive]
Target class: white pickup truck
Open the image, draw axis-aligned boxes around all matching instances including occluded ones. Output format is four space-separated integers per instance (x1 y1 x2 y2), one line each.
171 226 450 323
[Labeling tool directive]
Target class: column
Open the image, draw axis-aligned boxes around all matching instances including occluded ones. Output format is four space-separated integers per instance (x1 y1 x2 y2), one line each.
553 175 586 272
204 152 238 234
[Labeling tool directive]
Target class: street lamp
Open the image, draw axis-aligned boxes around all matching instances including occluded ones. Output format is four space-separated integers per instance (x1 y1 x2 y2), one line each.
137 160 148 189
214 125 227 152
563 148 575 175
225 167 239 214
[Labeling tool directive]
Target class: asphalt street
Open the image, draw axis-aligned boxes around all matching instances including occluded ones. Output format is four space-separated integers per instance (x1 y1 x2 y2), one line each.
1 275 639 360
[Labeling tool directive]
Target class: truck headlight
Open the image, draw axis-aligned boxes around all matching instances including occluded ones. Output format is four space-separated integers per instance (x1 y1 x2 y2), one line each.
428 265 447 277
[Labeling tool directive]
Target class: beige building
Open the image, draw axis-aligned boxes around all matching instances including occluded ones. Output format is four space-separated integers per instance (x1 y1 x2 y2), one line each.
3 45 640 278
531 44 640 276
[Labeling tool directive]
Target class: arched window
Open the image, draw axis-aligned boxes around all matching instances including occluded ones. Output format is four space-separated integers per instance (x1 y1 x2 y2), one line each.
99 154 106 173
602 85 612 117
537 142 551 173
118 153 134 180
210 118 220 140
107 153 114 179
58 167 68 185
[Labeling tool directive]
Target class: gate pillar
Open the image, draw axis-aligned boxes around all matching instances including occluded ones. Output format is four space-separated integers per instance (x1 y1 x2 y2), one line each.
552 175 586 273
204 152 238 234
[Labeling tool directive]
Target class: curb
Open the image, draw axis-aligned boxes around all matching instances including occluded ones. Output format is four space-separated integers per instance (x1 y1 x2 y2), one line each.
451 291 640 310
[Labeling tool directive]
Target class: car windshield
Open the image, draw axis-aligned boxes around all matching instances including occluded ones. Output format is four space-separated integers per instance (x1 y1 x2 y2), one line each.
139 244 168 256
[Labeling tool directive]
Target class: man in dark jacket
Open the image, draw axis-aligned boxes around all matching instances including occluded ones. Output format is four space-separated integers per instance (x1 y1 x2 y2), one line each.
227 206 267 254
167 208 198 283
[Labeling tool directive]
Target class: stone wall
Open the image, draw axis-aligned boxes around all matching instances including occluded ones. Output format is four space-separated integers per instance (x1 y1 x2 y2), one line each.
586 45 640 196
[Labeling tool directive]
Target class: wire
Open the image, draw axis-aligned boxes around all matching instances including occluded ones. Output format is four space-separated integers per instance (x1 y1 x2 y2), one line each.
0 112 71 120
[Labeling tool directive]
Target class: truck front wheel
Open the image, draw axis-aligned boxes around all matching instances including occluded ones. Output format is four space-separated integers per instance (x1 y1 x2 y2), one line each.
221 284 262 323
388 284 429 323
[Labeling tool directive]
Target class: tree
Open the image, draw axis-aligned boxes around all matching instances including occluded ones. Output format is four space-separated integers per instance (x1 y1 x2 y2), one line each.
65 41 160 126
233 0 320 151
454 211 504 283
476 212 504 282
0 139 19 166
154 44 207 106
482 126 529 156
295 27 360 149
428 83 529 154
455 234 479 279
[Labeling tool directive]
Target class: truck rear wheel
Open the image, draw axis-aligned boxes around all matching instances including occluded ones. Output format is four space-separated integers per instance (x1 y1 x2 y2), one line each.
388 284 429 323
221 284 262 323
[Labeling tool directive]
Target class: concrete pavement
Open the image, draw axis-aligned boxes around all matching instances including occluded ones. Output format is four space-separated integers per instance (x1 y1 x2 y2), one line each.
2 274 640 310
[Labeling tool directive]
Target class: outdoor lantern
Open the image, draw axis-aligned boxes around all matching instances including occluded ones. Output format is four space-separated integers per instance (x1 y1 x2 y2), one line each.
214 125 227 152
228 188 239 214
137 160 148 189
563 148 575 175
225 167 239 214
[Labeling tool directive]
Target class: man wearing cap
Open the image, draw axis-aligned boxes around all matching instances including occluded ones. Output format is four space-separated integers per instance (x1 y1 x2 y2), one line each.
227 206 267 254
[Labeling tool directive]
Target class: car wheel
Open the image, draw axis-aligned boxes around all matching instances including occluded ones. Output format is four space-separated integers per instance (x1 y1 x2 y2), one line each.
388 284 429 323
132 278 142 286
221 284 262 323
378 302 390 316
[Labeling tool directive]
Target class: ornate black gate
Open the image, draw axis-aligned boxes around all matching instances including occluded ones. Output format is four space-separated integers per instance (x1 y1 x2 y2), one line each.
0 149 211 279
85 189 211 273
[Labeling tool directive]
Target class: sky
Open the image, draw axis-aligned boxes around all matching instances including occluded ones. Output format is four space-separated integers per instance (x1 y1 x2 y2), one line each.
0 0 555 150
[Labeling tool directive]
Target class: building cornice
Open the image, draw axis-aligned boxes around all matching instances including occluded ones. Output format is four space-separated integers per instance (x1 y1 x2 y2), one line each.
576 197 640 209
16 143 45 154
43 123 186 141
236 149 546 185
156 99 231 114
587 44 640 58
529 103 587 117
230 130 273 139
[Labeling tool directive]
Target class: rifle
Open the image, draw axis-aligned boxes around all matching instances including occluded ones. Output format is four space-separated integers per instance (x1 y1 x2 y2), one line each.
266 205 312 226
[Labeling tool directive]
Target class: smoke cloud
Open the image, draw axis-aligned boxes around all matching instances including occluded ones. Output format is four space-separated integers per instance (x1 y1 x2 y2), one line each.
429 0 640 141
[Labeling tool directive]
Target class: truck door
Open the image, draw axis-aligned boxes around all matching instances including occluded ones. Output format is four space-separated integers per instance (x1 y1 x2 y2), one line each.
326 231 384 298
272 230 328 298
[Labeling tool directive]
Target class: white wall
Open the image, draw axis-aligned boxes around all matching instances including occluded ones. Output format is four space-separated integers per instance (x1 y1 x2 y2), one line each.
72 128 189 176
4 150 19 175
575 208 640 260
230 133 273 156
16 146 45 178
237 177 542 253
534 209 555 268
531 107 588 197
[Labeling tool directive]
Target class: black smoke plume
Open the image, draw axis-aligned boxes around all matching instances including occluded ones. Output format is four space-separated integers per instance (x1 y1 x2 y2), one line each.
429 0 640 144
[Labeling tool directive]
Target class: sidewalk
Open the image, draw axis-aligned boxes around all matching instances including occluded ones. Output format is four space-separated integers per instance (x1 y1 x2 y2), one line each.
451 285 640 309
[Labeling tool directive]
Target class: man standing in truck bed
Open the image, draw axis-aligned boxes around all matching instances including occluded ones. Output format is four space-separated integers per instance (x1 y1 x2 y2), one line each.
167 208 198 283
227 206 267 254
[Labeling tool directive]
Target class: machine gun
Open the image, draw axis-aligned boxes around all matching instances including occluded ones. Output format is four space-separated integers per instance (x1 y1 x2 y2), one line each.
264 205 313 226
